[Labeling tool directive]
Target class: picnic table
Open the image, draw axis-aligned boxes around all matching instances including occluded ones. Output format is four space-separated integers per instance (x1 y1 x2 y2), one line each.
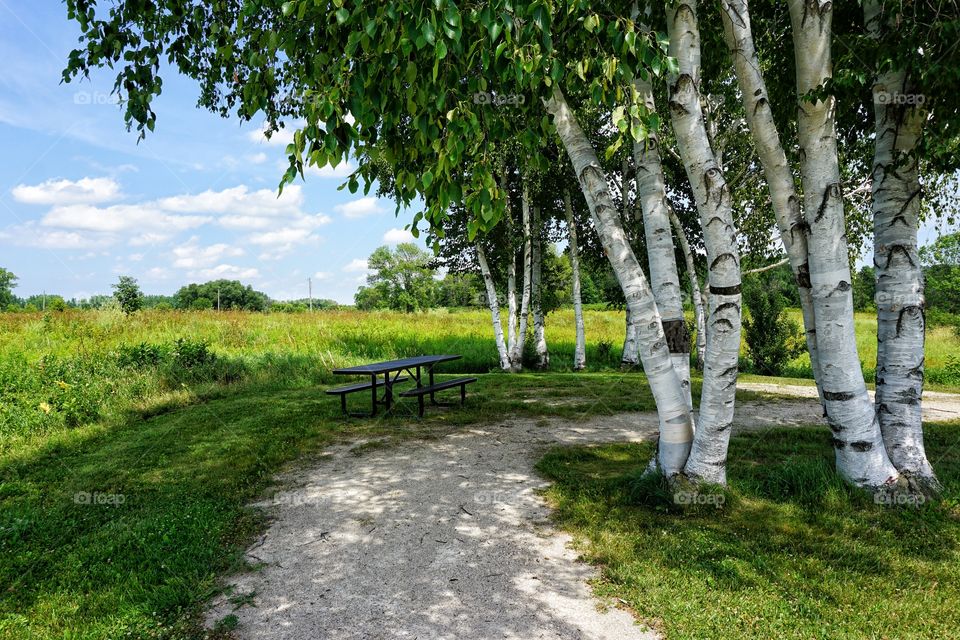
327 355 476 417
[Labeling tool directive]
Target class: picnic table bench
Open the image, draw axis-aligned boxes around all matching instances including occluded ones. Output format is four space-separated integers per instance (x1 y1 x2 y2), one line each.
327 355 476 417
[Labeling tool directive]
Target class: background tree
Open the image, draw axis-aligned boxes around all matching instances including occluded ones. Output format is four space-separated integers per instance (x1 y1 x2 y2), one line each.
357 244 438 313
0 268 17 309
111 276 144 315
742 274 805 376
175 280 269 311
921 231 960 316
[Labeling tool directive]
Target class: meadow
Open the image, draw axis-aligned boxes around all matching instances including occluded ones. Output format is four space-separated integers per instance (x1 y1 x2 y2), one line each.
1 306 958 442
1 307 959 638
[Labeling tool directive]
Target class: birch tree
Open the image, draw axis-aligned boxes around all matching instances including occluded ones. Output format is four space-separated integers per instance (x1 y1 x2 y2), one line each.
863 0 942 491
531 205 550 369
665 0 744 484
632 73 692 405
563 190 587 370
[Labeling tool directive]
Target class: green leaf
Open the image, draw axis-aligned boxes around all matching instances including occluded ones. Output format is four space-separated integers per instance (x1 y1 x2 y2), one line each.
335 8 349 24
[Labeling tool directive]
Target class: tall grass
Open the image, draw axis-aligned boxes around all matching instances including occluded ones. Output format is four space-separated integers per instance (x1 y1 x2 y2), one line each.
1 306 957 441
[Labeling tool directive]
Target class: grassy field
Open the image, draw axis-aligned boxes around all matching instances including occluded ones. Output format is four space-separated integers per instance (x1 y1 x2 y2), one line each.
1 308 958 638
538 424 960 639
1 306 958 442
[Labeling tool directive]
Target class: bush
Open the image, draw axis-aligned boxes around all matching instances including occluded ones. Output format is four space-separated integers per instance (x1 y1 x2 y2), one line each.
116 342 166 369
171 338 215 369
742 282 804 376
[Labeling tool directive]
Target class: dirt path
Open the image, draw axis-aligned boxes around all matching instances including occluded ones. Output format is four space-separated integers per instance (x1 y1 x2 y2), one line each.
206 390 959 639
739 382 960 424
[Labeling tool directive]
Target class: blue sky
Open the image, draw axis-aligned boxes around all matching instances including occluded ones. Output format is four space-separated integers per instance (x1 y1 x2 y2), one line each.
0 1 422 303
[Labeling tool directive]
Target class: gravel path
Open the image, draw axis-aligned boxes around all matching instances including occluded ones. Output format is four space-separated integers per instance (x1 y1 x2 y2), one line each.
206 388 959 639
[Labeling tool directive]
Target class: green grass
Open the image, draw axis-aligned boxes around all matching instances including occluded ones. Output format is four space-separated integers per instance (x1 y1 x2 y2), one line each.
537 424 960 640
1 307 958 638
0 370 678 639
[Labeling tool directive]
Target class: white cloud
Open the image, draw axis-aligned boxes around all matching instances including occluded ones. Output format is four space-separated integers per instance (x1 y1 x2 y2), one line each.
247 121 299 146
307 161 355 179
335 197 386 219
4 226 114 250
12 177 121 205
248 228 323 261
246 152 268 164
172 240 245 269
157 184 303 216
383 227 414 244
247 228 317 246
189 264 260 280
313 271 331 281
129 233 173 247
343 258 371 273
42 203 211 233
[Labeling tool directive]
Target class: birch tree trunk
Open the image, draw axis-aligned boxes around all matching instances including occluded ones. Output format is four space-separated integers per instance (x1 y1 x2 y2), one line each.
667 0 743 485
670 209 707 369
865 0 938 490
510 184 533 371
531 206 549 369
544 85 694 476
564 190 587 371
633 73 692 408
476 244 511 371
622 308 639 367
719 0 823 399
501 173 519 358
788 0 899 490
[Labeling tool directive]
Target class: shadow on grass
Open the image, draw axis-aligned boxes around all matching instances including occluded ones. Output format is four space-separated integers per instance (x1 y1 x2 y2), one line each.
536 423 960 639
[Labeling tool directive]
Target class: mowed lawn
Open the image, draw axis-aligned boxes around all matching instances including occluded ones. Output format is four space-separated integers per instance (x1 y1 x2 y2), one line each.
1 308 959 638
538 424 960 639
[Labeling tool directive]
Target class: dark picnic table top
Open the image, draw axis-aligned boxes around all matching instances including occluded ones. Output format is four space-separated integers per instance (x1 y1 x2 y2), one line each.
332 355 462 376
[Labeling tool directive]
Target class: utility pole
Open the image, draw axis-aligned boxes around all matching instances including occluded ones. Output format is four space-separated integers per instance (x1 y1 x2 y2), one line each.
42 290 46 311
308 278 313 312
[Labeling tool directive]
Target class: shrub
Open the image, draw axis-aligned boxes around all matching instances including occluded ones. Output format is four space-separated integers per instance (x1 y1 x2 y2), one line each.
117 342 166 369
171 338 215 369
742 282 805 376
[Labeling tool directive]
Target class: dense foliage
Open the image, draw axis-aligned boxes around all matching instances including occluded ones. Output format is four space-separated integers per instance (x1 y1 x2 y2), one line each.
174 279 270 311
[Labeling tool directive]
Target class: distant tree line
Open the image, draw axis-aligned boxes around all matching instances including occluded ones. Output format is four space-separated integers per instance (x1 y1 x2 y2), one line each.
354 242 605 313
0 270 338 313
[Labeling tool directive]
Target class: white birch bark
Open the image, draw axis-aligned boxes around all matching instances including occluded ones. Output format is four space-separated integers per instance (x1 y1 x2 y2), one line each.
718 0 823 400
633 73 692 409
622 308 639 367
670 209 707 369
564 190 587 371
544 85 694 475
510 183 533 371
667 0 743 485
501 174 519 359
476 244 511 371
531 206 549 369
788 0 898 489
865 0 938 489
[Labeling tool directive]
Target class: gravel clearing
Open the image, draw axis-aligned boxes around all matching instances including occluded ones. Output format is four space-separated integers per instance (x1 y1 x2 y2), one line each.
206 388 960 639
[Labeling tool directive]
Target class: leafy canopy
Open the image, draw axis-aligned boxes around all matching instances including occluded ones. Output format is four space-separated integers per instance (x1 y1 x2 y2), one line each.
63 1 672 239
